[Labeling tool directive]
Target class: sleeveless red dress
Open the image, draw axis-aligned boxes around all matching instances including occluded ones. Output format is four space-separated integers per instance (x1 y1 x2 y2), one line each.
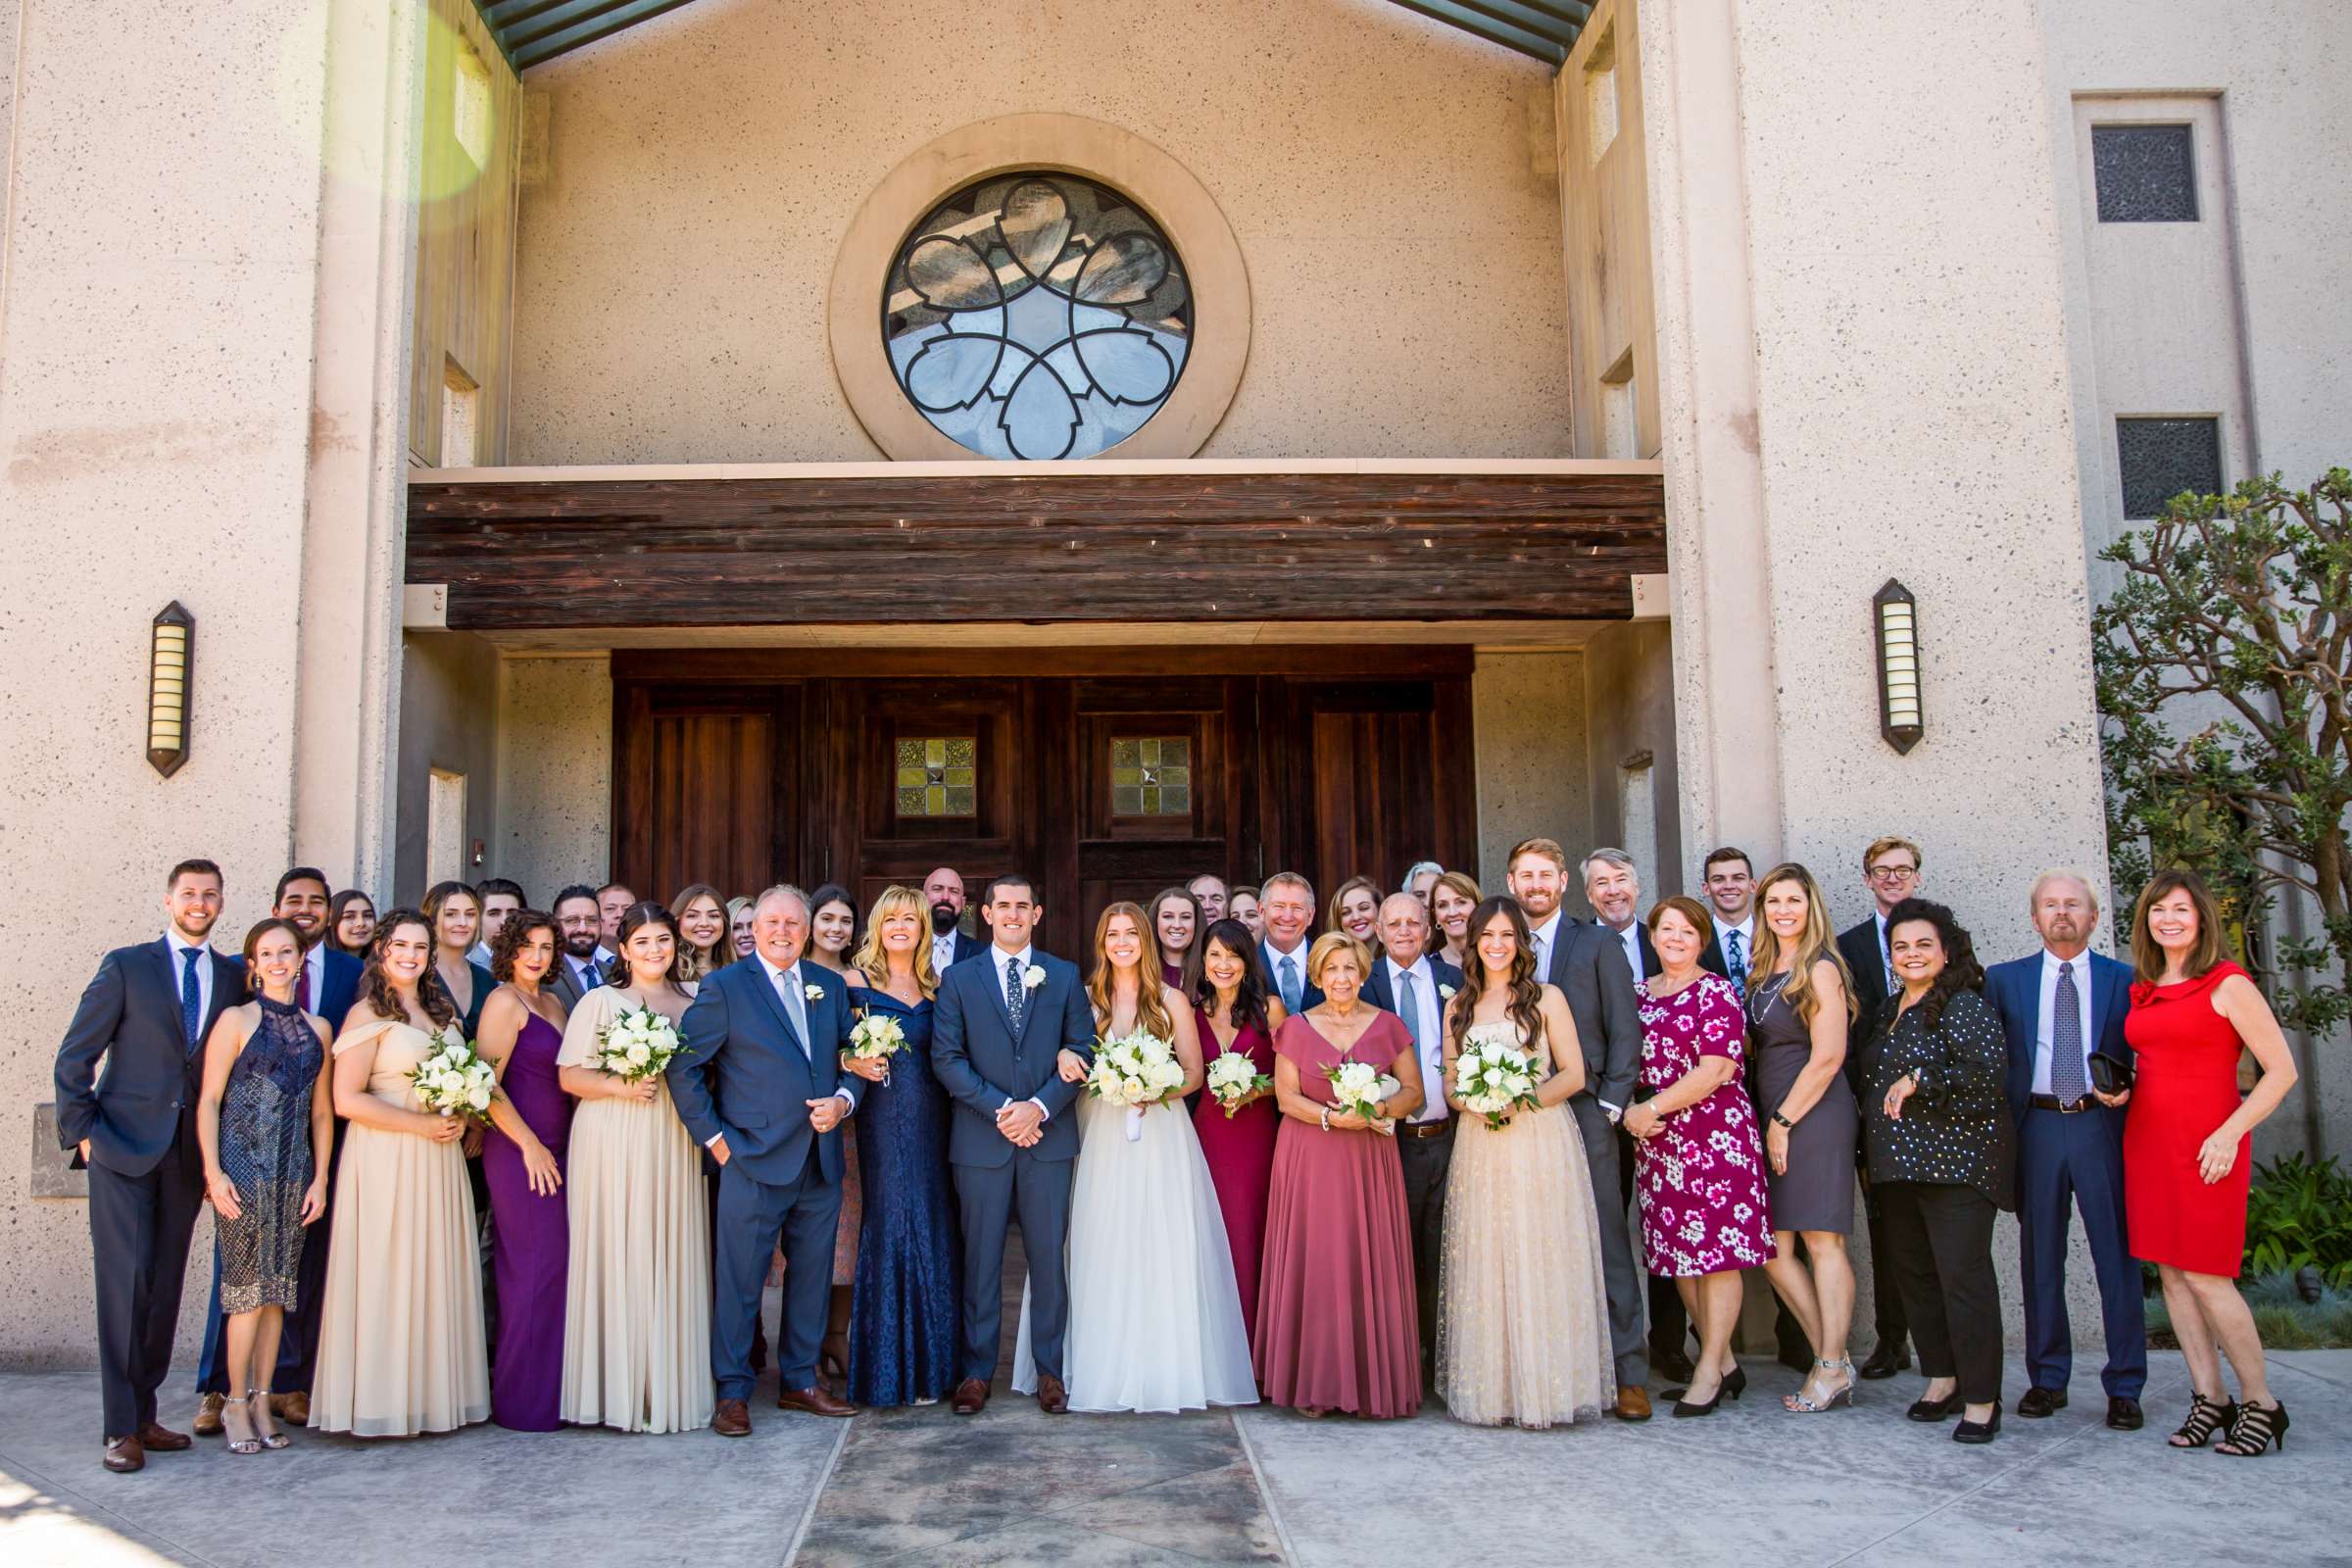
2123 961 2252 1276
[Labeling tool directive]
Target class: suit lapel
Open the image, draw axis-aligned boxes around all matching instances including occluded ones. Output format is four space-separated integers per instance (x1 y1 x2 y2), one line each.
204 954 239 1037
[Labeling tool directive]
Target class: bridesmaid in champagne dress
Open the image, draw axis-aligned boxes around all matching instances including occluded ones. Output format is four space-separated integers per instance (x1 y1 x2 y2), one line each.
1190 920 1285 1345
476 912 572 1432
311 911 490 1437
556 904 712 1434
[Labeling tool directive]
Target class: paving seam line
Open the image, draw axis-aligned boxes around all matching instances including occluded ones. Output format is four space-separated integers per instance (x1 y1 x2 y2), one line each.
0 1446 234 1568
1229 1411 1300 1567
781 1417 857 1566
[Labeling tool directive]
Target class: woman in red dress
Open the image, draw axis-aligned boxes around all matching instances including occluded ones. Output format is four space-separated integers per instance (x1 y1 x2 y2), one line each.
1254 933 1424 1419
1190 919 1286 1347
2123 869 2300 1456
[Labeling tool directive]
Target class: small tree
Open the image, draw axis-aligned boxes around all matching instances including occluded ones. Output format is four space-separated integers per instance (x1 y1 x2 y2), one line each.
2093 467 2352 1042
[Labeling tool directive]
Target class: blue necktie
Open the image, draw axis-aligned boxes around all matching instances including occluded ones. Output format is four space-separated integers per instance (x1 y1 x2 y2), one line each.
1278 954 1302 1014
180 947 204 1053
779 967 810 1057
1726 929 1747 999
2051 960 2085 1102
1004 956 1027 1033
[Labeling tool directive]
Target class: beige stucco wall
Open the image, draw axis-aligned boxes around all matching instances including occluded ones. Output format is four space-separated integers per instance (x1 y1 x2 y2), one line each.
493 655 614 904
1471 652 1592 896
506 0 1573 465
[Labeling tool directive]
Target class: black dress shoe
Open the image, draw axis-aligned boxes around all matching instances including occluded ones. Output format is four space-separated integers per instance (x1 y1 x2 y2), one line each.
2107 1396 2144 1430
1907 1393 1962 1422
1858 1341 1911 1380
1953 1406 2002 1446
2017 1386 2069 1418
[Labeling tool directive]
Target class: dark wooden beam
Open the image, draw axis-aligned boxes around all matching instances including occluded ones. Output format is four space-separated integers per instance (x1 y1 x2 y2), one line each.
407 469 1666 631
610 645 1481 683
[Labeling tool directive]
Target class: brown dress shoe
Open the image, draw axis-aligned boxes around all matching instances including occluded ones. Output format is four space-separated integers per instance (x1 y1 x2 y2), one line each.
193 1392 225 1437
1036 1374 1068 1415
272 1391 311 1426
102 1435 145 1473
136 1420 193 1451
952 1378 990 1415
1614 1386 1653 1422
711 1398 752 1437
778 1384 858 1418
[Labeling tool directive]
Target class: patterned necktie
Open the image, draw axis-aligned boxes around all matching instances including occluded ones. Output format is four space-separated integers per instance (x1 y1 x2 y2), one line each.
2051 960 2085 1102
1004 956 1027 1034
1278 954 1301 1014
180 947 204 1053
1726 929 1747 998
779 967 810 1057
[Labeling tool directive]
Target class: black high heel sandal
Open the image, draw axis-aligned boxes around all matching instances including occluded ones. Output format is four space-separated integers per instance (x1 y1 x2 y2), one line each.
2170 1393 2237 1449
2215 1399 2288 1456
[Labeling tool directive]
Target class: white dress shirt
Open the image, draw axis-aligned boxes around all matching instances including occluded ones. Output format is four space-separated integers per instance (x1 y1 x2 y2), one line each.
987 943 1053 1121
1710 914 1756 965
1384 954 1447 1124
1608 920 1646 983
1262 937 1309 1005
932 928 962 977
466 941 494 969
1528 909 1565 980
2033 947 2098 1097
165 927 216 1030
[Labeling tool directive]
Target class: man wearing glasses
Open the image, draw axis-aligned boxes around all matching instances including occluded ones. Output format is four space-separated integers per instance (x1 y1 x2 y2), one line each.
1838 837 1923 1381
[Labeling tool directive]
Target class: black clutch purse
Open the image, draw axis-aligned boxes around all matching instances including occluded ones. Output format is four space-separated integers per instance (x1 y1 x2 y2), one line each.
2087 1053 2133 1097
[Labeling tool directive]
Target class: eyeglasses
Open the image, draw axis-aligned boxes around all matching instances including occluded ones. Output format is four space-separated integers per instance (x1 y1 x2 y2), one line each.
1868 863 1920 882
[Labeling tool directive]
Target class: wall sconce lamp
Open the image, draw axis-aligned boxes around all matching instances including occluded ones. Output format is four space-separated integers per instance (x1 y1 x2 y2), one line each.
147 602 193 777
1874 579 1923 755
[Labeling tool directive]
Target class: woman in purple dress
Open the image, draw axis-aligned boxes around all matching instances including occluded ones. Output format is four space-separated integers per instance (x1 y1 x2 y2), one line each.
476 910 571 1431
1627 897 1775 1417
1190 919 1287 1347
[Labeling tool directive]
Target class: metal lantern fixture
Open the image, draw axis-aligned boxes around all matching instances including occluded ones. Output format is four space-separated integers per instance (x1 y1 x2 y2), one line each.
1874 579 1923 755
147 601 193 777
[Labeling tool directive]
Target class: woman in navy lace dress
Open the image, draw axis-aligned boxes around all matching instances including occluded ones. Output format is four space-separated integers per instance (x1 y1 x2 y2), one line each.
840 886 962 1406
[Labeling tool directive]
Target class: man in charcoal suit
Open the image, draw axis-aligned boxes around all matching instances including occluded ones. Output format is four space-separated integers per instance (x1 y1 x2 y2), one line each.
54 859 244 1472
1836 835 1923 1379
1507 837 1652 1420
1362 892 1464 1384
548 884 611 1010
924 865 988 973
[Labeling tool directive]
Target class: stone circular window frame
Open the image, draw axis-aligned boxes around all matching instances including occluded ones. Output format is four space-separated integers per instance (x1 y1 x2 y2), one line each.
829 113 1250 463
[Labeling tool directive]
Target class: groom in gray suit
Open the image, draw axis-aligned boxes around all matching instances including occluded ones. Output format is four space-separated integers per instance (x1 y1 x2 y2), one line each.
668 885 860 1435
931 872 1096 1415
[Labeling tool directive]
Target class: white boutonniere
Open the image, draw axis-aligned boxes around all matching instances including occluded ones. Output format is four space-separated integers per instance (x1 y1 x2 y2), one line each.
1021 964 1046 990
804 983 825 1002
1438 983 1457 1000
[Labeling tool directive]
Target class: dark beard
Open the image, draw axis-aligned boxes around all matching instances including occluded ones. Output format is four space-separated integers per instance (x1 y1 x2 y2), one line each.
564 934 599 959
930 904 959 935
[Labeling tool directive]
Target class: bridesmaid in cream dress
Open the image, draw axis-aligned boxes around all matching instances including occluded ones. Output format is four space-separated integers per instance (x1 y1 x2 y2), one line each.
1435 898 1614 1428
311 910 491 1437
556 903 714 1434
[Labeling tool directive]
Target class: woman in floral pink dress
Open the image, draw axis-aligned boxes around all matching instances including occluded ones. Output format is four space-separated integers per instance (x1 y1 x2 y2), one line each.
1626 896 1776 1417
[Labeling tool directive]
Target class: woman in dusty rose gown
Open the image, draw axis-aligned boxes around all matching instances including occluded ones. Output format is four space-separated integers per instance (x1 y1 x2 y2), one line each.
1190 919 1285 1345
1253 933 1424 1419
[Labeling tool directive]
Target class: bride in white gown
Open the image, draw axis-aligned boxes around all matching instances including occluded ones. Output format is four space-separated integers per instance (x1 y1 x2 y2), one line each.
1012 903 1257 1413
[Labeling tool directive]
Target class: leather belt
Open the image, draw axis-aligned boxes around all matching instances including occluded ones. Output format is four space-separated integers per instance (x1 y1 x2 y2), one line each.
1398 1118 1452 1140
2029 1093 2096 1114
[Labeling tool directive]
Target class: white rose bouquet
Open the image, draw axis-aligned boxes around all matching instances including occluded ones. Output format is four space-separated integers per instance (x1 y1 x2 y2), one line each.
847 1010 907 1062
1453 1020 1542 1130
1324 1061 1402 1135
1087 1028 1187 1142
410 1024 497 1118
592 1004 682 1083
1204 1050 1272 1117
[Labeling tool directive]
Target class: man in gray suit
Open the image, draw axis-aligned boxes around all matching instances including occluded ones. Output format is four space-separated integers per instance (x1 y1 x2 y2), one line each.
548 884 610 1011
1507 835 1651 1421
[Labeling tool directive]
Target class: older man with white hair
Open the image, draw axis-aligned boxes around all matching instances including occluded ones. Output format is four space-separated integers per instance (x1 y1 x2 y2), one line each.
1983 869 2145 1431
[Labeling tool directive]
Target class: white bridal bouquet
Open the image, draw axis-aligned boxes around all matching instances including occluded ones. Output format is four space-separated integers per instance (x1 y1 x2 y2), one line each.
1204 1050 1272 1118
410 1025 497 1118
1324 1061 1402 1135
593 1004 682 1083
847 1010 907 1061
1087 1028 1186 1142
1453 1020 1542 1130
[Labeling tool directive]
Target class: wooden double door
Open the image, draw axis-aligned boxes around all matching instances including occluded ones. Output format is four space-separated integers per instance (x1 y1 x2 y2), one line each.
611 649 1476 961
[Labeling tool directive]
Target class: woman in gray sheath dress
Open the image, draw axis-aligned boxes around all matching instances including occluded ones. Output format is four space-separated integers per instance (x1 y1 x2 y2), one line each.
1747 863 1862 1415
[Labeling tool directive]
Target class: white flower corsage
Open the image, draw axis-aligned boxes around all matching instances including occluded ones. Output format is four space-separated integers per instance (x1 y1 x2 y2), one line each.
804 983 825 1002
1438 983 1457 1000
1020 964 1046 990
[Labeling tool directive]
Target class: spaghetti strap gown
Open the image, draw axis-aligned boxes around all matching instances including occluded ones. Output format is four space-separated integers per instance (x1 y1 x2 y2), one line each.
310 1017 491 1437
1253 1012 1421 1418
1192 1006 1279 1345
485 1007 571 1431
214 997 324 1315
845 990 963 1406
2124 962 2254 1276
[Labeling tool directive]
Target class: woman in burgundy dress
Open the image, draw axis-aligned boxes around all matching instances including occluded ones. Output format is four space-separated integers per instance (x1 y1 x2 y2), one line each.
476 911 572 1432
1190 919 1287 1346
1628 897 1773 1416
2123 870 2299 1456
1254 933 1423 1419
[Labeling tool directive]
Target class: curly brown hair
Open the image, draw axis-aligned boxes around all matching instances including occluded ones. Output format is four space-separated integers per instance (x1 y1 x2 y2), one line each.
488 908 560 985
1881 898 1984 1031
1446 896 1547 1058
359 908 459 1030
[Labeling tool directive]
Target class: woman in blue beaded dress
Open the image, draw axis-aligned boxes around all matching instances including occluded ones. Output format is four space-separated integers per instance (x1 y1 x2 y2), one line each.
197 918 334 1454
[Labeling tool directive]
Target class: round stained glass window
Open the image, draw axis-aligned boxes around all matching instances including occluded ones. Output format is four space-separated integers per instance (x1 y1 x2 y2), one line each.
883 172 1193 462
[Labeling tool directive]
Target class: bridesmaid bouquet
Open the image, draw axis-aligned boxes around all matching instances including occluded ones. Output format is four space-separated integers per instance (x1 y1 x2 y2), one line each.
1204 1051 1272 1117
1324 1062 1402 1135
592 1004 682 1083
846 1011 907 1061
1453 1021 1542 1130
411 1025 497 1118
1087 1029 1187 1142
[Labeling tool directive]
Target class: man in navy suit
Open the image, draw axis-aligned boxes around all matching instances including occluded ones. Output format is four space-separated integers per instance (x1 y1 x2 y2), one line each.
668 885 862 1434
192 867 364 1430
54 858 244 1472
923 865 987 973
1984 869 2146 1430
931 872 1096 1414
1361 892 1464 1380
1257 871 1323 1013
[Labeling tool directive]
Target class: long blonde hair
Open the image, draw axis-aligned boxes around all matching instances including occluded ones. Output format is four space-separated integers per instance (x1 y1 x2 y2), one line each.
1750 862 1856 1028
851 884 940 1000
1087 902 1177 1042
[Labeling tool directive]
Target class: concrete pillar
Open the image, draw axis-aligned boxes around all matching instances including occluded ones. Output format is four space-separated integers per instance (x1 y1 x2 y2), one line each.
0 0 416 1361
